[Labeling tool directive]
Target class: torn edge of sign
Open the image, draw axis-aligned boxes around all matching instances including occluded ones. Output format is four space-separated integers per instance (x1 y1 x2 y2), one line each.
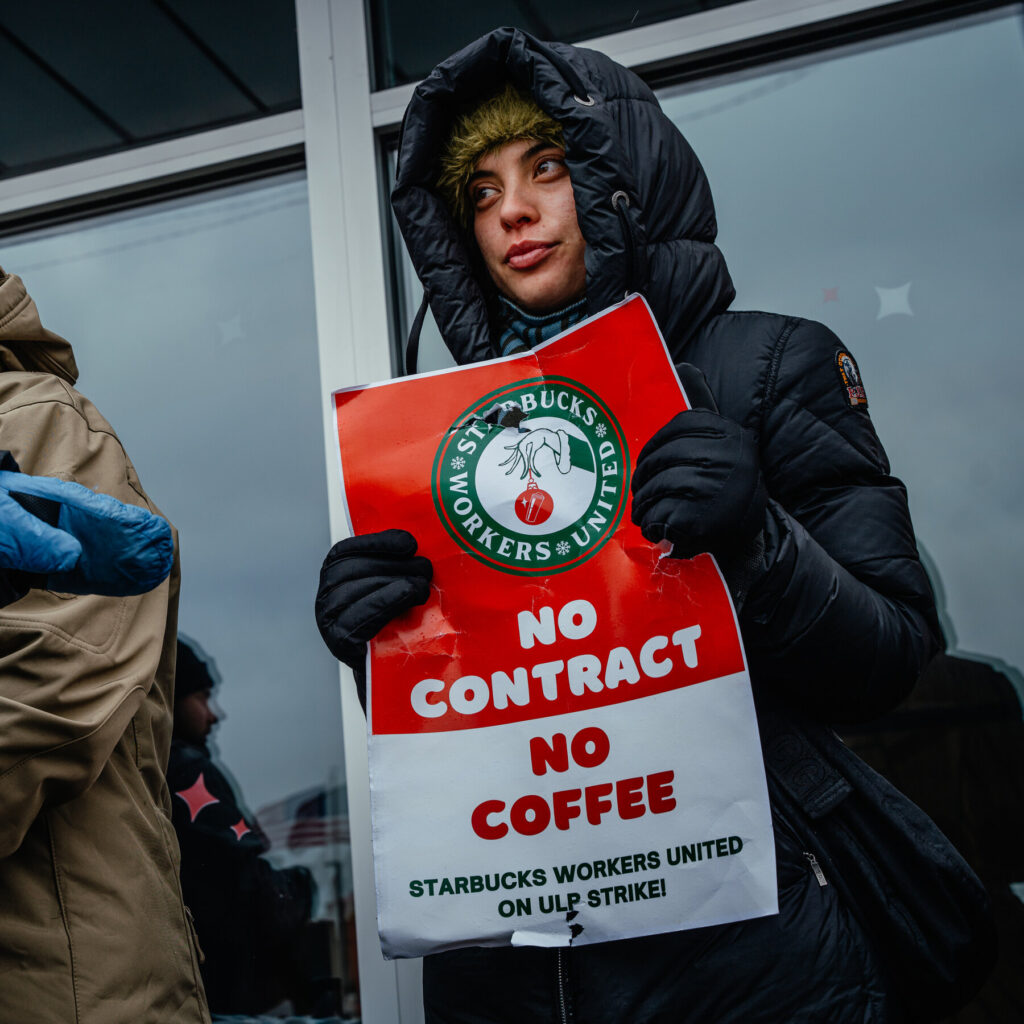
511 911 585 947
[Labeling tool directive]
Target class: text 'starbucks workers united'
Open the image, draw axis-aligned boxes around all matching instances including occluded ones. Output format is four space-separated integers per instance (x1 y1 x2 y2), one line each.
434 376 629 575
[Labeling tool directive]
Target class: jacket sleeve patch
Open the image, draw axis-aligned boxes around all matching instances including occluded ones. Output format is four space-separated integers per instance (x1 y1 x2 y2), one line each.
834 350 868 408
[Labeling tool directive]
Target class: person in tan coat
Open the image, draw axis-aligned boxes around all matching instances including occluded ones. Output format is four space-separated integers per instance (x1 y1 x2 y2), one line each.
0 268 209 1023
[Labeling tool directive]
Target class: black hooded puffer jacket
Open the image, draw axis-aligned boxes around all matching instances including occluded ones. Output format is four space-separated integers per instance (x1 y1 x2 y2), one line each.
392 28 941 1024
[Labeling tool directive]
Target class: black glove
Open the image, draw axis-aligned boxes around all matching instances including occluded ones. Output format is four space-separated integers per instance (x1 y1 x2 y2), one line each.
315 529 433 671
630 373 767 561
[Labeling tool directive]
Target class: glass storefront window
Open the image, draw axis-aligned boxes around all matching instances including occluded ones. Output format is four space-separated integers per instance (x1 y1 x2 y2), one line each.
1 174 360 1020
660 27 1024 997
658 10 1024 687
1 1 301 179
367 0 741 89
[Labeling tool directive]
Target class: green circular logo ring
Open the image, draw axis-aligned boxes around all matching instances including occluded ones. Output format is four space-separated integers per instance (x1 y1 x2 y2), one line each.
432 376 630 576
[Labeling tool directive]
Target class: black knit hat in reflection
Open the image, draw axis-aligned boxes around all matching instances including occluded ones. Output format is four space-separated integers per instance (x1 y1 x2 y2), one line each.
175 638 215 701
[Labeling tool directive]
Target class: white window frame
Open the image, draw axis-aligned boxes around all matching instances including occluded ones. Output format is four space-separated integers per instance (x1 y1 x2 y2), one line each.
0 1 995 1020
367 0 913 127
0 112 303 224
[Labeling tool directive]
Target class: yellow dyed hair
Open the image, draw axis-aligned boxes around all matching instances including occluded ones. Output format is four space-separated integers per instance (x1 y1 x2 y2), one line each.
437 83 564 227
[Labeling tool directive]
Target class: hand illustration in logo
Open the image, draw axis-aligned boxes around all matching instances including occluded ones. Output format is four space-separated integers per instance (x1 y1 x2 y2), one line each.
500 428 573 479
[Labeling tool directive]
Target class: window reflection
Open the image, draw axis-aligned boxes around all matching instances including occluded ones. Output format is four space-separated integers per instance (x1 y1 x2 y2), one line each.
367 0 741 89
0 2 302 179
1 174 360 1020
661 14 1024 1018
657 10 1024 690
171 637 327 1015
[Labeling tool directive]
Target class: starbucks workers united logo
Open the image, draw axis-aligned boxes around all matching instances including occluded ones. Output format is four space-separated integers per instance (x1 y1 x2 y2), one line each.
433 377 630 575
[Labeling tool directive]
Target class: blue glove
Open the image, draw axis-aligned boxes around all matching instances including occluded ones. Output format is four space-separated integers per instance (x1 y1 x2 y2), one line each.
0 469 174 597
0 488 82 574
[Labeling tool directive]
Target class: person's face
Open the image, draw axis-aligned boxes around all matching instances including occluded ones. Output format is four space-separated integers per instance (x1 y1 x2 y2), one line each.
174 688 220 743
471 139 587 314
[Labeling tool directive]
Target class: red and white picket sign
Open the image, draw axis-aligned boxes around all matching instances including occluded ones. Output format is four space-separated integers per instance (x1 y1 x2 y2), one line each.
332 296 776 958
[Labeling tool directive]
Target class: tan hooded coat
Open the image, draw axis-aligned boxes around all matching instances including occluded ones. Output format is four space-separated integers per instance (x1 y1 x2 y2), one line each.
0 270 209 1023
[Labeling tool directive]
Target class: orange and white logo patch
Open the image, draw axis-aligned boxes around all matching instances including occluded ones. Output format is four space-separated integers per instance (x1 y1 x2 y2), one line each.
835 350 868 408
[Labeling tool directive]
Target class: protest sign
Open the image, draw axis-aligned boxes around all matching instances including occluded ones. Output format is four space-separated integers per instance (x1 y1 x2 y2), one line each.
332 296 776 958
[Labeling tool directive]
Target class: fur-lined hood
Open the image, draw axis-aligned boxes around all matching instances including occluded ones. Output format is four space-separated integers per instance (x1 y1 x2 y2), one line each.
391 27 735 366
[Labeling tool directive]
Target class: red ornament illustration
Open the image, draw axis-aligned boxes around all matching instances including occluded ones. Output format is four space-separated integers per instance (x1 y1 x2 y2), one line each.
515 475 553 525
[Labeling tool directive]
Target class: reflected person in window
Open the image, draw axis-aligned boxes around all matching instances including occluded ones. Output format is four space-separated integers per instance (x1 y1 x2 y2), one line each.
316 29 943 1024
167 639 319 1018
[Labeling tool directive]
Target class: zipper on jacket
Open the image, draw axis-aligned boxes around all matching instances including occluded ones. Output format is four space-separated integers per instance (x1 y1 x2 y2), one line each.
804 851 828 887
557 947 570 1024
184 905 206 963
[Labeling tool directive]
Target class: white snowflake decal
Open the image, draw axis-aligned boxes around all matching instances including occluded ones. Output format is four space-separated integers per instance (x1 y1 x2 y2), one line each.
594 423 607 438
450 456 466 470
556 540 571 556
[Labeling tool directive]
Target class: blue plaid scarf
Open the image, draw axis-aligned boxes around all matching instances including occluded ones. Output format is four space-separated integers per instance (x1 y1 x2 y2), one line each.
495 295 587 356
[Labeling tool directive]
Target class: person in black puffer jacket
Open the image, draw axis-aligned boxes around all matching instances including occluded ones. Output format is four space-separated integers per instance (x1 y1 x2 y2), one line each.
316 28 942 1023
168 640 317 1016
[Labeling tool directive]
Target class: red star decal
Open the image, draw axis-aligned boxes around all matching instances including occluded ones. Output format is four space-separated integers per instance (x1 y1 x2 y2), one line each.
175 772 219 822
230 818 251 841
823 287 839 303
